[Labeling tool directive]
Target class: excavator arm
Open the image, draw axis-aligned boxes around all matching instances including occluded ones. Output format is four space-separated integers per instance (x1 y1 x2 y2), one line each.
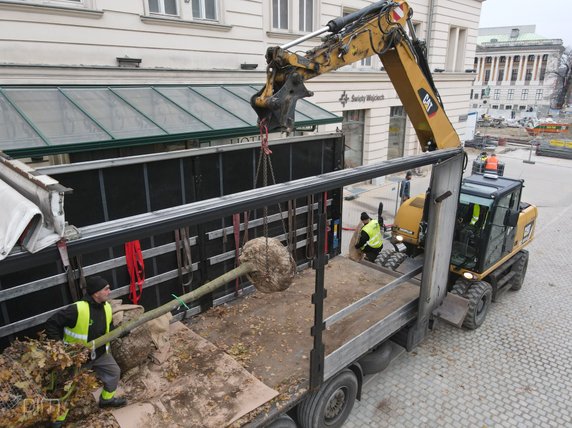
251 0 460 151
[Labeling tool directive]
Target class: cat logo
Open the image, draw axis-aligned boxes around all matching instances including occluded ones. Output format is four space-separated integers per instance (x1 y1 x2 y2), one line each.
417 88 438 118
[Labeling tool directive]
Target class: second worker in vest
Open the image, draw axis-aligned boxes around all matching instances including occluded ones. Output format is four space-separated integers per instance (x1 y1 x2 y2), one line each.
354 212 384 262
45 276 127 426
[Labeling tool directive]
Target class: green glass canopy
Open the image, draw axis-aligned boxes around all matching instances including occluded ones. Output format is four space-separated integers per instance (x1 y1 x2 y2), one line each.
0 85 341 157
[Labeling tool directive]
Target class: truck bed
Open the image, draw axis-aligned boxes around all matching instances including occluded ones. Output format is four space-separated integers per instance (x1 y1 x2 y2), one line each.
188 256 420 425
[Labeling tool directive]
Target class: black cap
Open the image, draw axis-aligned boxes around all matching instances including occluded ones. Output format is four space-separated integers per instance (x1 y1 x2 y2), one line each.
360 212 370 221
406 171 412 178
86 276 109 295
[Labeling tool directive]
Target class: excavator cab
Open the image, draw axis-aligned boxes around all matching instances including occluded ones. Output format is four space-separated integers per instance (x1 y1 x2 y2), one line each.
450 174 525 277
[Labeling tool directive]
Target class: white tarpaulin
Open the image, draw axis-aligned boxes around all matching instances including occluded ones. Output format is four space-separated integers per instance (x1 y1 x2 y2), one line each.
0 155 66 260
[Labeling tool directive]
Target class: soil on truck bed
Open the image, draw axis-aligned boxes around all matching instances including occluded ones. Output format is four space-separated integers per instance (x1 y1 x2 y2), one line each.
188 256 419 425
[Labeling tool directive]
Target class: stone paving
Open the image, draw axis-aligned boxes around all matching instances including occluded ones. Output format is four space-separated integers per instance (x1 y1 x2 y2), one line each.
341 147 572 427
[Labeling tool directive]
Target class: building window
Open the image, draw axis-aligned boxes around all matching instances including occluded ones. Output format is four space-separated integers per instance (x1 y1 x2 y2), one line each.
528 55 535 62
445 26 467 72
342 110 365 167
511 69 518 82
536 89 543 100
499 56 506 64
492 105 499 109
273 0 289 30
542 54 548 61
493 89 500 100
388 107 406 160
508 89 514 100
274 0 315 33
497 69 504 82
484 70 491 82
149 0 178 15
299 0 314 32
485 57 492 64
525 69 532 81
192 0 217 20
521 89 528 100
519 105 527 111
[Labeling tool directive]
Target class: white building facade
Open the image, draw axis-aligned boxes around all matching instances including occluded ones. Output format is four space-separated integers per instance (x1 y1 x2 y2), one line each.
0 0 484 164
472 26 564 119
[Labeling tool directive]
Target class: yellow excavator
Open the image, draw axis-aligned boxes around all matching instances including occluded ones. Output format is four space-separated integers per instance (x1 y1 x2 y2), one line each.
251 0 538 330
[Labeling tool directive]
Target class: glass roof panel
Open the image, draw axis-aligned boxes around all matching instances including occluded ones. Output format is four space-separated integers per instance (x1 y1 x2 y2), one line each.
62 88 166 139
3 89 109 145
0 84 340 157
112 87 211 134
296 99 335 120
192 86 257 124
0 93 45 150
156 87 247 129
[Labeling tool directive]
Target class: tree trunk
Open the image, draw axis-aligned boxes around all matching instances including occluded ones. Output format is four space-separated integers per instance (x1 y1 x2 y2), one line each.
90 262 254 350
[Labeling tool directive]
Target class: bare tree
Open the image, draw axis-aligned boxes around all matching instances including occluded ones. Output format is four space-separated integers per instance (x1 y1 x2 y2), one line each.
551 47 572 109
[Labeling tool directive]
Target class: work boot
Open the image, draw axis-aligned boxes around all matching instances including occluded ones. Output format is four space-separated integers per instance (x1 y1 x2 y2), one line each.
98 396 127 408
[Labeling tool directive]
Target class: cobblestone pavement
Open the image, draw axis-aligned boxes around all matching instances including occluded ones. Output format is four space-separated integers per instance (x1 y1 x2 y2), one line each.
342 147 572 427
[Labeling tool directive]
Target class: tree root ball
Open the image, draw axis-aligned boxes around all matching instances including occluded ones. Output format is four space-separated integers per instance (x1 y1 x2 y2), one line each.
239 237 295 293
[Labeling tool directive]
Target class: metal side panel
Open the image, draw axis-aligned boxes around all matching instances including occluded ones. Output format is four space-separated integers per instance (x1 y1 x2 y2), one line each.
323 298 418 381
414 153 464 340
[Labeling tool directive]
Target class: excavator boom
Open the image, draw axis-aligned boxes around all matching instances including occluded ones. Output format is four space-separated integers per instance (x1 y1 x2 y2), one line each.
251 0 460 151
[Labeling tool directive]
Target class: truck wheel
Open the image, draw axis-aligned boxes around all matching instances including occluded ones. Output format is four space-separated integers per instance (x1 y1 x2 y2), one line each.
376 249 394 266
510 250 529 291
450 278 471 296
267 414 297 428
358 341 393 375
463 281 493 330
383 252 407 270
297 369 358 428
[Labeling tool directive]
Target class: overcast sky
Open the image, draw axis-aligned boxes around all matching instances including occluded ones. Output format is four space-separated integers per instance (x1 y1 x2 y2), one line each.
479 0 572 48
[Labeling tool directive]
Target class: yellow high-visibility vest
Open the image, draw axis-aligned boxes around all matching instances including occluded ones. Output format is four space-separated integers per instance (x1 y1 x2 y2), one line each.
470 204 481 226
361 220 383 249
63 301 112 353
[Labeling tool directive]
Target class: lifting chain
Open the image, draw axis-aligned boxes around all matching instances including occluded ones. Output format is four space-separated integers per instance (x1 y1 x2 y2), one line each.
254 120 294 278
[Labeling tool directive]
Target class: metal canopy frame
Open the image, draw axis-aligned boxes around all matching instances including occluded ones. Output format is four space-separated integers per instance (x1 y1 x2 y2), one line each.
0 147 462 275
0 84 341 158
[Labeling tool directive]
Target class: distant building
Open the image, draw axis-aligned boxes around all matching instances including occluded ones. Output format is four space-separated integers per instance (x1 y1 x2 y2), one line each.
472 26 564 118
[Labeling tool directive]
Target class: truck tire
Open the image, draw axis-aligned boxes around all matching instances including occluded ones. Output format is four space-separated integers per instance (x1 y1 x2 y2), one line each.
383 252 407 270
267 414 297 428
463 281 493 330
376 249 394 266
450 278 471 296
297 369 358 428
510 250 529 291
358 342 393 375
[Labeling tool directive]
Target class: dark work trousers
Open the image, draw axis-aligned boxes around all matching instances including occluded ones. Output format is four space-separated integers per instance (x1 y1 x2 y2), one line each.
85 353 121 394
363 245 382 262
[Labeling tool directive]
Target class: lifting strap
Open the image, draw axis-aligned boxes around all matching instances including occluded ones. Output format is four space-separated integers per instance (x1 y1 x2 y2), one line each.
233 213 241 293
125 240 145 304
288 200 297 263
305 195 316 261
175 227 193 293
57 239 81 302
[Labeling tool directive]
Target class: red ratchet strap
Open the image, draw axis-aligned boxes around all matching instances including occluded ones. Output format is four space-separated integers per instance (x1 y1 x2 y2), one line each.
125 240 145 304
259 119 272 155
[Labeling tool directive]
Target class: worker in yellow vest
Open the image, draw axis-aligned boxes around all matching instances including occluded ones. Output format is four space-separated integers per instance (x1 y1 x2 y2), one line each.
354 212 384 262
45 276 127 427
